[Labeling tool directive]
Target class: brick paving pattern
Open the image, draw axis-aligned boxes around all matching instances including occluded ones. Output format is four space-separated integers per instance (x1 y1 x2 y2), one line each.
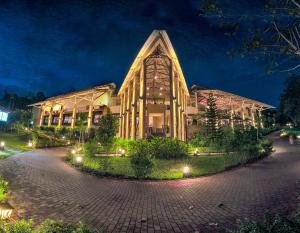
0 131 300 232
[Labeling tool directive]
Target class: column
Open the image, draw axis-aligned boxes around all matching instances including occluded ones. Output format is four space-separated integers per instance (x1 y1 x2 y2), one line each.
177 82 182 139
48 106 53 127
230 109 234 129
71 106 77 129
119 94 124 137
87 104 93 128
170 63 176 138
39 106 45 126
125 83 132 139
58 107 63 128
122 92 127 138
241 102 246 129
258 110 264 129
139 62 146 139
251 106 256 128
131 78 137 139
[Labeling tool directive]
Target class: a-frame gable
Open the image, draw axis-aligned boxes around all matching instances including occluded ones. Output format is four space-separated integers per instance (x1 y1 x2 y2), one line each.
118 30 189 95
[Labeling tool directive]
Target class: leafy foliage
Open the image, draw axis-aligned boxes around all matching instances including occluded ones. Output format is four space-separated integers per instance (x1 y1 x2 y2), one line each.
96 113 118 151
0 219 93 233
278 75 300 127
83 140 98 158
0 176 10 203
130 140 154 178
205 93 220 138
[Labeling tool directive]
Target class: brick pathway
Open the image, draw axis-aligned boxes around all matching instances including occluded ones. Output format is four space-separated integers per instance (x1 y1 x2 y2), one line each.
0 131 300 233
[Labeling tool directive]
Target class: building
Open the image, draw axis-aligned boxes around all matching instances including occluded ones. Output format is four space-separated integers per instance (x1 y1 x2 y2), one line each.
30 30 274 141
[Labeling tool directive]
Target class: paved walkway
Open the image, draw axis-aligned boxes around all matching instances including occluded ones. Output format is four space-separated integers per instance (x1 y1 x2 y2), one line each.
0 132 300 233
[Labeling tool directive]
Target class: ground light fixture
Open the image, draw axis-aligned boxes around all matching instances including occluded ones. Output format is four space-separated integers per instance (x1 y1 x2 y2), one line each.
183 166 190 178
71 149 76 155
0 141 5 150
28 140 33 147
76 156 83 163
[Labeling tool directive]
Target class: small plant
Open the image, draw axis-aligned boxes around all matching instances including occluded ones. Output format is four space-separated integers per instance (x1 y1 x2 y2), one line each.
0 219 32 233
83 140 98 158
0 176 10 203
130 140 154 178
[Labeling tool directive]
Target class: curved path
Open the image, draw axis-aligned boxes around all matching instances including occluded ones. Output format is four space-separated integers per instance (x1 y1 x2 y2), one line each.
1 132 300 233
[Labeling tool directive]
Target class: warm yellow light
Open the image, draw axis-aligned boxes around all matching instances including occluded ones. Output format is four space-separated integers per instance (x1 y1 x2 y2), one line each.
154 75 158 80
0 141 4 147
0 206 13 219
194 148 198 154
76 156 83 163
28 141 33 147
159 93 162 96
183 166 190 174
71 149 76 155
160 87 163 90
62 136 65 139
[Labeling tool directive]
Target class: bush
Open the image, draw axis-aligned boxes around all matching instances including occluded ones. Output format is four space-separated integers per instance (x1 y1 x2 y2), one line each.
0 176 10 203
32 130 67 148
130 140 154 178
0 219 32 233
83 140 98 158
0 219 93 233
149 137 189 159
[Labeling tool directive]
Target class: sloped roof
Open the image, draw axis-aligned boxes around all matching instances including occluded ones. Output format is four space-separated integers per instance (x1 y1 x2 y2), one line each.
118 30 189 95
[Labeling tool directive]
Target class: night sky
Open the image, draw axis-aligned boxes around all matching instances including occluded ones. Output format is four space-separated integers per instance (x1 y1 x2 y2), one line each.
0 0 294 107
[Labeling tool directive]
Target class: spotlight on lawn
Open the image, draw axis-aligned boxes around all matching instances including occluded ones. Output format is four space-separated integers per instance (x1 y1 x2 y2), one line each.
76 156 83 163
71 149 76 155
27 140 33 147
118 148 126 156
0 141 5 150
62 136 65 139
183 166 190 177
193 148 199 157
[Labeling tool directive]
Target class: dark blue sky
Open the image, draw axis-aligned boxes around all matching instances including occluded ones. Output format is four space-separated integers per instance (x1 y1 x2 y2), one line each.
0 0 294 106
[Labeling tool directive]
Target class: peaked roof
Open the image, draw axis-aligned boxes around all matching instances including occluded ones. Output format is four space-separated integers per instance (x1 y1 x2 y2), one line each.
118 30 189 95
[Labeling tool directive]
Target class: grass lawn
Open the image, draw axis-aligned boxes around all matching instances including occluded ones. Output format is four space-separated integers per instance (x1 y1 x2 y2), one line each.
74 155 239 180
0 132 31 151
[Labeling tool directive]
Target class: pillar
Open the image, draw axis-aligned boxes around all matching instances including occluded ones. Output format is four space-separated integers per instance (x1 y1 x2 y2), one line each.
71 106 77 129
230 109 234 130
48 106 53 127
177 81 182 139
39 106 45 126
139 62 146 139
58 107 63 128
251 106 256 128
258 110 264 129
119 94 124 137
131 78 137 139
125 83 132 139
87 104 93 128
122 89 127 138
170 63 176 138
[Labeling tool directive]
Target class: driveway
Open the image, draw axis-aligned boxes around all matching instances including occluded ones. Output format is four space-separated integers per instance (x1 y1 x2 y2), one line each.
0 131 300 233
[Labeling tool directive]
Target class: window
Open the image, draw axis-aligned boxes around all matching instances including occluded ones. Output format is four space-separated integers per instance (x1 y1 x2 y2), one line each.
52 116 59 125
0 111 8 122
63 115 72 125
43 116 49 125
93 112 102 124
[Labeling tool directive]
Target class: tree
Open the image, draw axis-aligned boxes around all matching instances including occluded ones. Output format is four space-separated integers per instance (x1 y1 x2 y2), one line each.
278 75 300 126
199 0 300 72
96 112 118 151
205 93 220 138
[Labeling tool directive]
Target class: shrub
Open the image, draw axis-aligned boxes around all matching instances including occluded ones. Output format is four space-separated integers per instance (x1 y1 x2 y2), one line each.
130 140 154 178
83 140 98 158
0 176 10 203
149 137 189 159
96 113 118 152
1 219 32 233
32 130 67 148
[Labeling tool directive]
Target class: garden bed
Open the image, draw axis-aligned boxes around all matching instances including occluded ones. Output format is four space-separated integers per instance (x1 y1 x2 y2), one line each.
67 152 268 180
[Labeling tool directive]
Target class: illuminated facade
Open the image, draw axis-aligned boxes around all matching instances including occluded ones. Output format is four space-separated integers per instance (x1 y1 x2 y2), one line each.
31 30 274 141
